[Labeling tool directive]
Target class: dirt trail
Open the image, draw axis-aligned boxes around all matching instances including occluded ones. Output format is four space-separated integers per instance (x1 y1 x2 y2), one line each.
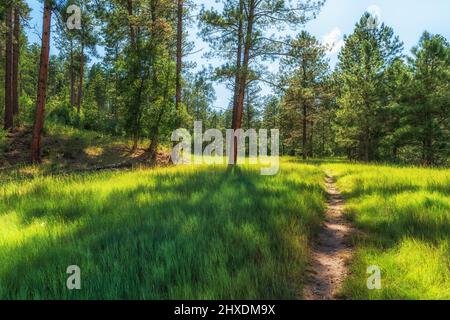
302 172 355 300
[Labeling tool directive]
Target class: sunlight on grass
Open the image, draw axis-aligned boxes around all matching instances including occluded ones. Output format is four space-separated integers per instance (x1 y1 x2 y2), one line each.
84 146 104 157
0 160 325 299
2 158 448 300
323 163 450 300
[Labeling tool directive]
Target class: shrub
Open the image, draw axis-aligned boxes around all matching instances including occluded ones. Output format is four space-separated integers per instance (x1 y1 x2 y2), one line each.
47 99 73 125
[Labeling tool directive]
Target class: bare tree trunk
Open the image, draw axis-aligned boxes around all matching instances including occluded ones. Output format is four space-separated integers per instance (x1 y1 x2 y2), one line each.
231 0 244 132
148 129 159 164
113 44 119 121
321 120 325 156
231 0 255 164
169 0 184 164
126 0 136 50
246 90 251 129
70 38 75 106
131 76 144 152
149 63 171 164
175 0 183 116
302 103 307 160
363 136 370 162
422 112 434 166
309 120 314 158
77 42 84 113
31 1 52 163
12 7 20 116
4 6 14 130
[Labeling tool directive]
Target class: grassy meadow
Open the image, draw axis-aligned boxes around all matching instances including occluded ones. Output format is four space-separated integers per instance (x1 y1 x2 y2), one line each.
322 162 450 300
0 160 326 299
0 156 449 300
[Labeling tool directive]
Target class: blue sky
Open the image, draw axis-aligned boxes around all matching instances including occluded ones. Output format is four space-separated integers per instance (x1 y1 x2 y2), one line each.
25 0 450 110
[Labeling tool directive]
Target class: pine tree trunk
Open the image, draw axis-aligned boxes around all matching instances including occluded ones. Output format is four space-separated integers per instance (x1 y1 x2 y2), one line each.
232 0 255 164
31 1 52 163
309 120 314 157
4 6 14 130
175 0 183 116
77 43 84 113
127 0 136 49
149 129 159 164
12 7 20 116
364 137 370 162
246 90 251 129
70 38 75 106
231 0 244 133
149 63 171 164
302 103 307 160
422 111 433 166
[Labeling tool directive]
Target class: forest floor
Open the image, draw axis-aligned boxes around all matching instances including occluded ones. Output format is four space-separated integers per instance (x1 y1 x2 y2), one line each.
0 124 170 175
303 173 355 300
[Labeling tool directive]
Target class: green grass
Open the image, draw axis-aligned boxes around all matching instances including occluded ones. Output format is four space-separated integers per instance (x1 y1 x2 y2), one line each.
322 163 450 300
0 160 326 299
1 154 449 300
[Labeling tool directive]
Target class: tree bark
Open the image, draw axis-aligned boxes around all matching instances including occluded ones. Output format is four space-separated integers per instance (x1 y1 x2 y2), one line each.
148 129 159 164
149 63 171 164
363 136 370 162
126 0 136 50
231 0 244 132
175 0 183 116
131 75 146 152
309 120 314 157
70 38 75 106
4 6 14 130
31 1 52 163
302 103 307 160
231 0 254 164
77 42 84 113
12 7 20 116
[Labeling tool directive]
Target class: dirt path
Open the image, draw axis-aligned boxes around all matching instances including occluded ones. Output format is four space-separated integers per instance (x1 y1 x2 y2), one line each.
302 172 354 300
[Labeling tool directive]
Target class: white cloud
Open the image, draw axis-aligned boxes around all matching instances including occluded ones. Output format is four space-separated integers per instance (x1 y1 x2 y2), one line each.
322 27 344 55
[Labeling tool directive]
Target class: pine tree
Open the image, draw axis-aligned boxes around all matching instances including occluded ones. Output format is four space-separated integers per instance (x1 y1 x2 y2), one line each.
280 31 329 159
402 32 450 165
336 13 403 161
200 0 324 164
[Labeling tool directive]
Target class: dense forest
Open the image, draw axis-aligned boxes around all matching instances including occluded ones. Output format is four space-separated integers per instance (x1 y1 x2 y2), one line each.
1 0 449 167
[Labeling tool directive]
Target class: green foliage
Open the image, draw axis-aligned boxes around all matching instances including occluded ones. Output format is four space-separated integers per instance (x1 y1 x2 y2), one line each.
333 15 449 166
397 32 450 166
335 13 403 162
184 71 216 128
279 31 332 158
47 98 73 124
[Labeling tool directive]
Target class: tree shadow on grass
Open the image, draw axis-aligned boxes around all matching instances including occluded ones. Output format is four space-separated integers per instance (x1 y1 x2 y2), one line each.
344 186 450 249
0 165 325 300
284 157 349 166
